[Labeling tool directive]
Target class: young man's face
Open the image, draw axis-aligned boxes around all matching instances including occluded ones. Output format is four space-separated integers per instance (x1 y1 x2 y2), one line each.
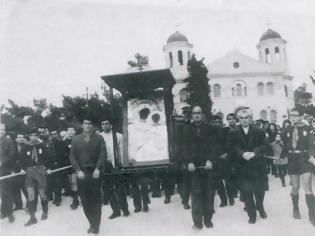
29 133 39 143
82 120 93 133
238 112 252 128
16 134 25 144
101 121 111 132
212 119 221 128
227 116 237 126
191 107 202 123
67 127 76 137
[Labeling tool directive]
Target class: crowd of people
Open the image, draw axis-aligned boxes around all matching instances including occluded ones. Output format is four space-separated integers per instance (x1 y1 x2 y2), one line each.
1 105 315 234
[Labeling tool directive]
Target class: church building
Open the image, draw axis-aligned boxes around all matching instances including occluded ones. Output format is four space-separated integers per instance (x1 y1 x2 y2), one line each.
163 29 295 124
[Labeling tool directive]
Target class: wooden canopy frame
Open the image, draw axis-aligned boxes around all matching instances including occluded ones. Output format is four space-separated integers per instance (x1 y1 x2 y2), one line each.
101 69 176 169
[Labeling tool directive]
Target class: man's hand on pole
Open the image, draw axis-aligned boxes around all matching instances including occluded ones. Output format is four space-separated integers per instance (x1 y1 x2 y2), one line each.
205 160 213 170
77 170 85 179
93 168 100 178
187 163 196 172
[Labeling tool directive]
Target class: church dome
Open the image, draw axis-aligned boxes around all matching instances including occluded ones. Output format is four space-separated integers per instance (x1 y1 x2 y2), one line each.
167 31 189 44
260 28 282 42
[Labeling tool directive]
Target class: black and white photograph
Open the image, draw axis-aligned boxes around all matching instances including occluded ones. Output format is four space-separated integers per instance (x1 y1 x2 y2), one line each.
1 0 315 235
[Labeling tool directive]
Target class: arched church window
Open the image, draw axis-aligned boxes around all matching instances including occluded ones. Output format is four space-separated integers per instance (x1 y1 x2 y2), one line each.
284 85 288 97
244 87 247 96
236 83 242 96
232 87 235 97
270 110 277 123
267 82 274 95
178 50 183 65
275 47 280 61
179 89 189 102
260 110 267 120
213 84 221 97
169 52 173 68
265 48 271 63
257 82 264 95
187 51 190 60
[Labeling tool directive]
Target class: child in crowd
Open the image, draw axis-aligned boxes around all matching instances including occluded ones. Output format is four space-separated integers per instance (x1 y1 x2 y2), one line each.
270 133 288 187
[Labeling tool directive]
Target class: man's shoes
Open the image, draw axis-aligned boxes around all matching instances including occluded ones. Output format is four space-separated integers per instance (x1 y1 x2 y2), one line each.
8 214 15 223
54 201 61 207
123 210 130 217
143 205 149 212
282 183 286 187
193 224 203 230
134 208 141 213
293 210 301 219
164 197 170 204
1 213 7 219
41 213 48 220
259 210 267 219
248 217 256 224
14 205 23 211
204 220 213 228
151 193 161 198
70 201 79 210
220 201 227 208
183 203 190 210
88 227 99 234
24 216 37 227
108 211 121 219
229 197 235 206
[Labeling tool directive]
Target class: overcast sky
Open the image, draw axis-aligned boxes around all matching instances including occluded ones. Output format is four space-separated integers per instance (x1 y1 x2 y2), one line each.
1 0 315 107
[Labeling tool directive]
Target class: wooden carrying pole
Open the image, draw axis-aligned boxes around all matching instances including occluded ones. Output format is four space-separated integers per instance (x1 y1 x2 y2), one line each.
0 165 73 181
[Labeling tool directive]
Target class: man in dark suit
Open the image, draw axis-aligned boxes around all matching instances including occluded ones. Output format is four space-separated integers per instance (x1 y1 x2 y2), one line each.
70 118 107 234
232 107 268 224
0 124 16 223
182 106 216 230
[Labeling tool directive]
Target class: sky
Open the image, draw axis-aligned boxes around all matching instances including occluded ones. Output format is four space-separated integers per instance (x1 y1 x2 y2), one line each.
1 0 315 107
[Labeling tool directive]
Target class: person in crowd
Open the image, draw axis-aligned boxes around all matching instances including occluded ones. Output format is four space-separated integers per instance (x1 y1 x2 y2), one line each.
281 108 315 227
38 126 57 203
0 123 16 223
12 133 28 210
69 117 107 234
270 133 288 187
266 123 279 176
20 128 53 226
100 119 130 219
183 105 217 230
232 107 268 224
63 126 80 210
175 107 192 210
210 115 228 208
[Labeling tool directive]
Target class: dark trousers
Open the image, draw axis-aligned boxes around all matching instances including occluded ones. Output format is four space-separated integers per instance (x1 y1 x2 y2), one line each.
162 171 176 199
242 179 266 220
277 165 287 185
181 171 192 204
102 175 128 213
0 168 14 217
47 173 63 203
191 171 214 227
78 173 102 230
12 175 28 209
131 174 150 210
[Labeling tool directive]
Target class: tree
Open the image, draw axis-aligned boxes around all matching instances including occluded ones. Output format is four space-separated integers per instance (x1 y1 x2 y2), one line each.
127 53 149 71
184 54 212 120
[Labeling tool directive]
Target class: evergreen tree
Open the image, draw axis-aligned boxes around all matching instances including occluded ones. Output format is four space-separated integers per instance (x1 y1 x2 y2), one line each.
184 54 212 120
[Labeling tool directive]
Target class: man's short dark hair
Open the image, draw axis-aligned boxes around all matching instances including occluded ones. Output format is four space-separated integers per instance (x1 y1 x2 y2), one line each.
210 115 221 121
290 107 304 116
226 113 236 120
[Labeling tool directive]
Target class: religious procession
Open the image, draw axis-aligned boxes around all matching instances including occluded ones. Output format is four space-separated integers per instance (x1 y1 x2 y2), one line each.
1 1 315 236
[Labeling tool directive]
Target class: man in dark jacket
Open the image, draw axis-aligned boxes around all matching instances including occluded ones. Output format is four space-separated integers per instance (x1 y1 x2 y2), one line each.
232 107 268 224
20 129 53 226
182 106 216 230
70 118 107 234
0 124 16 223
